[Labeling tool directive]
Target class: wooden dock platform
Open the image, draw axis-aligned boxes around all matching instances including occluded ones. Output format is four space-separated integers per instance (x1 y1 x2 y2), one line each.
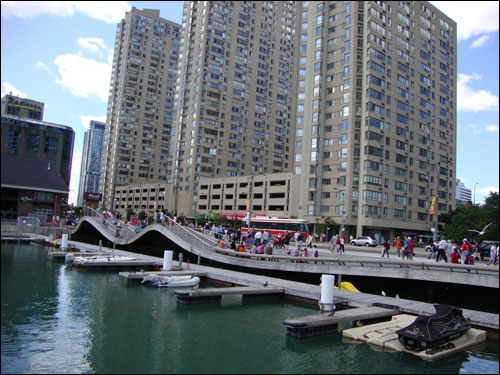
174 286 285 305
283 306 399 339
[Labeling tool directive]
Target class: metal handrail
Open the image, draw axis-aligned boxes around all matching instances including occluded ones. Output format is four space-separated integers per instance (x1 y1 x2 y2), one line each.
161 216 219 252
213 248 499 275
85 207 135 239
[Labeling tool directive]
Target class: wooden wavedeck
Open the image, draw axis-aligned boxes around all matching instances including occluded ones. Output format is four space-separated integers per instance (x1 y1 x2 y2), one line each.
283 306 399 338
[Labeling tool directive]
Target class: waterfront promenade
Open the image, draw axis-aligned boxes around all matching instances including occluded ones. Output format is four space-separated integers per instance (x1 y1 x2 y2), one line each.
66 216 499 289
2 217 498 337
23 233 498 336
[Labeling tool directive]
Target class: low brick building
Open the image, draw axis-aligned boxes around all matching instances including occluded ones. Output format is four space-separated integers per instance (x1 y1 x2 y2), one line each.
1 154 69 221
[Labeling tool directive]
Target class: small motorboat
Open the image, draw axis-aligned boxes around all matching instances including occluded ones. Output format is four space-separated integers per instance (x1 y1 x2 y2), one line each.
73 255 136 266
142 274 200 288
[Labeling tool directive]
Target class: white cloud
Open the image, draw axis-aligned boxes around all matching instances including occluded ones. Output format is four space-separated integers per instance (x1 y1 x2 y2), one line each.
34 61 53 74
467 124 500 134
54 53 111 102
457 73 499 112
430 2 499 41
478 186 499 196
471 34 491 48
1 1 131 23
77 37 108 56
485 125 499 133
1 82 27 98
79 115 107 129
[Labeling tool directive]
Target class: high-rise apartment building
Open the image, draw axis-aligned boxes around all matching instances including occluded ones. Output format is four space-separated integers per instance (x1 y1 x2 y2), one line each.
456 179 471 205
77 120 106 207
295 1 457 240
169 1 300 215
100 7 181 209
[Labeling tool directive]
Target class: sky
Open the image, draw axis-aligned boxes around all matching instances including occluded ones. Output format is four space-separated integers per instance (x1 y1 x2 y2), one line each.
1 1 499 207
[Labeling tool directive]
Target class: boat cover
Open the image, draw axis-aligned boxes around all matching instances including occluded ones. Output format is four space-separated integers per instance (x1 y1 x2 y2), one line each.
396 304 471 351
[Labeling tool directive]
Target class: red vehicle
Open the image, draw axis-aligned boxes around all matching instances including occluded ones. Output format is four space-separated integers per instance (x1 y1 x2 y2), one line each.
237 216 310 238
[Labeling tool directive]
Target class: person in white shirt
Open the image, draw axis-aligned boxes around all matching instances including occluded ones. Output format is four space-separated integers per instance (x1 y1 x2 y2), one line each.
255 230 263 245
436 237 448 263
262 230 270 246
488 243 498 265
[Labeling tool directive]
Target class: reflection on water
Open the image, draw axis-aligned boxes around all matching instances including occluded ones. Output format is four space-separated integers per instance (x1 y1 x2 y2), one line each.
1 242 498 374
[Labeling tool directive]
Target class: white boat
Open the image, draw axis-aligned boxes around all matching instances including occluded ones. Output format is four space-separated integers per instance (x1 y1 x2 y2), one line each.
73 255 136 266
142 274 200 288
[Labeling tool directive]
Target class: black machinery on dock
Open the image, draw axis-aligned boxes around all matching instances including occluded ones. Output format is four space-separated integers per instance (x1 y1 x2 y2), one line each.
396 304 471 351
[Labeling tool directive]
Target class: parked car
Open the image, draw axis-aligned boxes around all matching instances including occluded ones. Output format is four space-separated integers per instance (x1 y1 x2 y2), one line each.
478 240 497 261
350 236 377 247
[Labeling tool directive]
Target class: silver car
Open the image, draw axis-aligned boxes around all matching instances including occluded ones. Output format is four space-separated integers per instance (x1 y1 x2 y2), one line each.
350 236 377 247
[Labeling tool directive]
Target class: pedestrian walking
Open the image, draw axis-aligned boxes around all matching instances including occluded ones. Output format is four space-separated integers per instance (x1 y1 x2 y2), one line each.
436 237 448 263
427 241 438 260
395 237 402 257
382 240 390 258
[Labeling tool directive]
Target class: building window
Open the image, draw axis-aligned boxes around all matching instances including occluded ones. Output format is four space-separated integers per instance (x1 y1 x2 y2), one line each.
7 130 21 149
44 137 59 155
308 204 316 216
26 134 41 153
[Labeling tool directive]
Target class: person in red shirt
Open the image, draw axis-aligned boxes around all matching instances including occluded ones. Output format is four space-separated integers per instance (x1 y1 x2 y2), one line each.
409 237 414 260
451 247 461 264
460 239 472 263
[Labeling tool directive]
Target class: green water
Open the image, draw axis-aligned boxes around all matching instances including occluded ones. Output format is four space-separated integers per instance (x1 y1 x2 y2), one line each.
1 242 498 374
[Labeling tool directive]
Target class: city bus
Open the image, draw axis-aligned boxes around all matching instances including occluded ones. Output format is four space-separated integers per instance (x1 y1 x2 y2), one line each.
237 216 310 238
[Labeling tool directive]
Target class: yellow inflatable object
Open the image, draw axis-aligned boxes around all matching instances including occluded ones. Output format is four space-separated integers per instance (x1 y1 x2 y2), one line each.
337 281 360 292
320 281 360 292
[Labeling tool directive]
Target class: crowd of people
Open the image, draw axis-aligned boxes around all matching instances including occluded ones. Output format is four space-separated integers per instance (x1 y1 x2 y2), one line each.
207 227 325 261
327 234 346 254
196 223 500 266
94 207 500 266
423 237 499 265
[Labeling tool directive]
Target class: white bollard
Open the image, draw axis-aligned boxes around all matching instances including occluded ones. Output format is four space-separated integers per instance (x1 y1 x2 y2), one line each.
163 250 173 271
61 233 69 251
320 274 335 312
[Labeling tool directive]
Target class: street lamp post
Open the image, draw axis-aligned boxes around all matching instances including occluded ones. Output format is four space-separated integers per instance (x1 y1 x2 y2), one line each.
247 175 254 231
473 182 479 206
114 198 119 218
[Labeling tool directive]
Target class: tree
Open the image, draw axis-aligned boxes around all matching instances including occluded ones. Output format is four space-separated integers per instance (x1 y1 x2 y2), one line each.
74 206 83 217
138 210 147 221
315 216 340 240
126 208 134 221
481 192 499 240
441 192 499 242
230 214 242 230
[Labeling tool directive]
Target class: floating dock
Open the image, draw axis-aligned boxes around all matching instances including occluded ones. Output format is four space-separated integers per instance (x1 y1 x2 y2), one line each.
173 285 285 305
283 306 399 339
343 314 486 361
